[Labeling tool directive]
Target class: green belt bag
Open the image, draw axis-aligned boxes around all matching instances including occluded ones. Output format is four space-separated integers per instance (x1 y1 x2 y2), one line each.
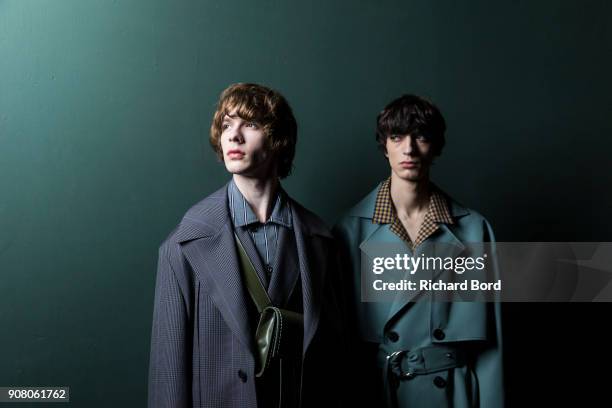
234 233 304 377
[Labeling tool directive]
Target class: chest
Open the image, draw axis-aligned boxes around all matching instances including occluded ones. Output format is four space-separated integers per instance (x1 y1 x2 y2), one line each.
397 212 427 243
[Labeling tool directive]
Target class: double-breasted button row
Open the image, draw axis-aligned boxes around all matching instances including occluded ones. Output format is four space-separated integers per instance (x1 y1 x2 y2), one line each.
386 328 446 342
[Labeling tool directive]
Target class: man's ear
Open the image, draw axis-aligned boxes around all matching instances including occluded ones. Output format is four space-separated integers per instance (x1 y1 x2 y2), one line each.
382 138 389 158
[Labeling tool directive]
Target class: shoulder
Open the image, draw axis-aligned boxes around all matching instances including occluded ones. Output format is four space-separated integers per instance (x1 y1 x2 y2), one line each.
440 188 495 241
180 184 228 228
333 183 382 243
161 183 230 247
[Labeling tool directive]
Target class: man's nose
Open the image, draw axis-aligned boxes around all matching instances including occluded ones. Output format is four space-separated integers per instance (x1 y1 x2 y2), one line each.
402 136 416 155
228 126 244 143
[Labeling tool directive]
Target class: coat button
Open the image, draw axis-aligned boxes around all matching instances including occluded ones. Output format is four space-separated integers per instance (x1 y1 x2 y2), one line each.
386 331 400 342
433 328 445 340
433 376 447 388
265 264 273 274
238 370 247 382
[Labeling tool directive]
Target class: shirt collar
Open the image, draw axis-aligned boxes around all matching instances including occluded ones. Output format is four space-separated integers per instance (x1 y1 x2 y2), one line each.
227 179 292 228
372 177 454 225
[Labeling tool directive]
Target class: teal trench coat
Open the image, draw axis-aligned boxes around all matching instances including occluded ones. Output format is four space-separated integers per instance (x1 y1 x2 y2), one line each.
333 183 504 408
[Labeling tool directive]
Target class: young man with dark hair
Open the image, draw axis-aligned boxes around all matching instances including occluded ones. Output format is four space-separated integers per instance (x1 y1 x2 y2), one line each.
149 83 342 408
334 94 504 407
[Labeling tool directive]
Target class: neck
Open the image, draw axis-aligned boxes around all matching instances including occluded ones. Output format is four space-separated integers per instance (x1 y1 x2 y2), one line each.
233 174 279 223
389 172 431 217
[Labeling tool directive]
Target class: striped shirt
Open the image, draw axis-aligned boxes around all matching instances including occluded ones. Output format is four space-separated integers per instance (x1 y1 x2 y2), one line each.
227 179 292 274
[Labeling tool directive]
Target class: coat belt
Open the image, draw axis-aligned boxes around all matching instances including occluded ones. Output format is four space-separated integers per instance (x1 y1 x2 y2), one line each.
379 343 468 407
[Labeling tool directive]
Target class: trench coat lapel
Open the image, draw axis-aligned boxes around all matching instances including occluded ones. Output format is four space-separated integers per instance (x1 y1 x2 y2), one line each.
174 185 253 351
384 224 467 323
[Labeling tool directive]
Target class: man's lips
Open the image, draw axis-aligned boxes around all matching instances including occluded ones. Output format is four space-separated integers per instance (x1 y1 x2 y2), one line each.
227 150 245 159
400 161 418 168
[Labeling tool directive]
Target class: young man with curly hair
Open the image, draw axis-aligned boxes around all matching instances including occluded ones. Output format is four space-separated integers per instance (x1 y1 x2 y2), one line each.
149 83 342 408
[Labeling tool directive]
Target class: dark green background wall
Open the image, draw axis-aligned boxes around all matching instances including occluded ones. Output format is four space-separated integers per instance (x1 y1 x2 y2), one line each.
1 0 610 406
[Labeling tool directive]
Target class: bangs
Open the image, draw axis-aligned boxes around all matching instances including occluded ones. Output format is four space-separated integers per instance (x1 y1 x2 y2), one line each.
375 94 446 155
378 108 429 138
221 92 270 124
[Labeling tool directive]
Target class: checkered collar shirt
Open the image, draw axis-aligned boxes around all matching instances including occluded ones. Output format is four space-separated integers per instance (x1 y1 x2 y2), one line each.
227 179 292 268
372 177 454 249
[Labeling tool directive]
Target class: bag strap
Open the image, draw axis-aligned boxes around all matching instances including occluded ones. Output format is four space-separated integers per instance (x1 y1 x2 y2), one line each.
234 232 271 313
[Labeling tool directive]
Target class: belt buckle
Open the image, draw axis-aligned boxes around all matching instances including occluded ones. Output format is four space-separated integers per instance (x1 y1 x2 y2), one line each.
387 350 416 380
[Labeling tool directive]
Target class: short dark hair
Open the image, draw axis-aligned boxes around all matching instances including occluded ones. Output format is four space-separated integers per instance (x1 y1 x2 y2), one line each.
376 94 446 156
210 83 297 179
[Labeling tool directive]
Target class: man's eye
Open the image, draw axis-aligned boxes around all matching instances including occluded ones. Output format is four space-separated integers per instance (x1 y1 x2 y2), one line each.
222 123 230 130
246 122 258 128
390 135 401 141
416 135 429 142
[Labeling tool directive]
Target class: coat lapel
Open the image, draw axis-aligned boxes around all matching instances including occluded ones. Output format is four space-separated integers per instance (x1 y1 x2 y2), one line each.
174 184 253 351
290 201 333 355
267 226 300 307
384 224 467 324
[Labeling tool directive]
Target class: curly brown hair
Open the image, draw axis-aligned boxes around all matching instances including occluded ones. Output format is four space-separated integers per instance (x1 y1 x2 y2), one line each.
209 83 297 179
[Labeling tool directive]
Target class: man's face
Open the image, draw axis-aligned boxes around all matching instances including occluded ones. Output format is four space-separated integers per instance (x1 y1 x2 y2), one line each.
384 133 434 182
220 110 276 178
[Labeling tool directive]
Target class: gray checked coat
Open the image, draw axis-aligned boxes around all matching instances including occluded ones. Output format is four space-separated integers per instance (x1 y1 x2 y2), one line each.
148 183 344 408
